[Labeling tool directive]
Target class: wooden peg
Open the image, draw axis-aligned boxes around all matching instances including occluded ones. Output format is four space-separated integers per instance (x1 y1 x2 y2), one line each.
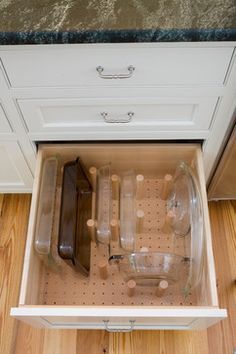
111 174 119 200
136 174 144 200
126 279 136 297
98 260 108 280
156 280 168 297
110 219 119 241
89 166 97 191
161 210 175 234
160 174 173 200
136 210 145 234
87 219 96 242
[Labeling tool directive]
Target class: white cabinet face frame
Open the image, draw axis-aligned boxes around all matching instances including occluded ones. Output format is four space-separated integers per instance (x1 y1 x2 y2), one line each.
0 141 33 192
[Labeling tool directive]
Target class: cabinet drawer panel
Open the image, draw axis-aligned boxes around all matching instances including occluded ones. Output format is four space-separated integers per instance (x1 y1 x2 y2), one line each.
1 46 233 88
11 307 227 330
11 143 226 329
0 142 33 192
18 97 217 135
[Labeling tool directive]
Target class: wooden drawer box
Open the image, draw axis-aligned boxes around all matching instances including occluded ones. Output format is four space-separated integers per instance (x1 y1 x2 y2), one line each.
1 45 233 88
11 143 226 330
17 96 218 140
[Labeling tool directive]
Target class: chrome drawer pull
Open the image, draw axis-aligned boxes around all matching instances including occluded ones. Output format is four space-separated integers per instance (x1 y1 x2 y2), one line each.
103 320 135 332
96 65 135 79
101 111 134 123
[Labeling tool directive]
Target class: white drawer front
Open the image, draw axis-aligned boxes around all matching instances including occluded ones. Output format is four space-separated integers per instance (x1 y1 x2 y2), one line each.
11 307 227 330
1 45 233 88
18 97 218 138
0 102 12 133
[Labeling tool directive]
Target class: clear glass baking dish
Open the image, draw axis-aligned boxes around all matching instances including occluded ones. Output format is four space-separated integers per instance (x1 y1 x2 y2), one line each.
119 170 136 251
109 251 188 286
96 164 112 245
34 157 58 257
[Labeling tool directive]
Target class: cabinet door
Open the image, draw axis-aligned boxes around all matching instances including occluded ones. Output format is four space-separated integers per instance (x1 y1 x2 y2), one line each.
0 103 12 134
208 125 236 199
0 142 33 192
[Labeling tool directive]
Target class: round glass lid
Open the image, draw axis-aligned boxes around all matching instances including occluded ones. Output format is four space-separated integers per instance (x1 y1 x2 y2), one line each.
167 164 191 237
167 161 204 294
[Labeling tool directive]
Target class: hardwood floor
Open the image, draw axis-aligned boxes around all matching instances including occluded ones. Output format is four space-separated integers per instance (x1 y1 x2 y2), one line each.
0 195 235 354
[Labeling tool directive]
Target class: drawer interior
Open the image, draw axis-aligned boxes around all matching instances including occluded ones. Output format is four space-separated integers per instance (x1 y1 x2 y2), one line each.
20 143 217 308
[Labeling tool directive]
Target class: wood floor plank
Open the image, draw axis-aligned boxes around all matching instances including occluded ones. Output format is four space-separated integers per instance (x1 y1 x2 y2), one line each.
207 201 236 354
76 330 109 354
109 330 209 354
0 194 4 216
0 194 31 354
14 324 45 354
43 329 77 354
163 330 209 354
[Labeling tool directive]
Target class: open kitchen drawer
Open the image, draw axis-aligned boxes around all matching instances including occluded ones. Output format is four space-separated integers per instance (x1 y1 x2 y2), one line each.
11 143 227 330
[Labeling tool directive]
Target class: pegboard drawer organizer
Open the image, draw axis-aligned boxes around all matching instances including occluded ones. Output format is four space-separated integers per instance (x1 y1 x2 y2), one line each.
11 143 227 330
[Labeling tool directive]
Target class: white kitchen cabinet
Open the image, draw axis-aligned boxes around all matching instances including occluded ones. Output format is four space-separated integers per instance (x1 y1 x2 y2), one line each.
11 143 227 330
1 43 235 181
0 68 34 192
0 141 33 192
0 42 234 330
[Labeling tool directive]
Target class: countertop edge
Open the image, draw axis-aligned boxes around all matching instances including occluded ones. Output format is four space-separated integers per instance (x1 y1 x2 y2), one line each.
0 29 236 45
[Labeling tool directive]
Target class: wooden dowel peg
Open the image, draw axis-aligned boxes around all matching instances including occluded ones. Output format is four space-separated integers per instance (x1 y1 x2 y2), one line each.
160 174 173 200
126 279 136 297
89 166 97 191
161 210 175 234
156 280 168 297
136 174 144 200
98 260 108 280
136 210 145 234
110 219 119 241
111 174 120 200
87 219 96 242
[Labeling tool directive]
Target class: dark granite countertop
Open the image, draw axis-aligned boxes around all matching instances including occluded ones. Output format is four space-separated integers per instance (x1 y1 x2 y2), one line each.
0 0 236 44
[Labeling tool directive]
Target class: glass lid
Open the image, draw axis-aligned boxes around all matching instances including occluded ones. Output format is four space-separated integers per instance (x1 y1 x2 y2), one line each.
167 161 205 295
109 252 187 286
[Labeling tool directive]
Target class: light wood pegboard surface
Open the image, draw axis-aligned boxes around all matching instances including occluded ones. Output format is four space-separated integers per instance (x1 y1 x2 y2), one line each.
40 175 196 306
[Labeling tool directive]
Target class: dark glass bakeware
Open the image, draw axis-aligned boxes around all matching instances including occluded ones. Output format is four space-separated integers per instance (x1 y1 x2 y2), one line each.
58 157 92 276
